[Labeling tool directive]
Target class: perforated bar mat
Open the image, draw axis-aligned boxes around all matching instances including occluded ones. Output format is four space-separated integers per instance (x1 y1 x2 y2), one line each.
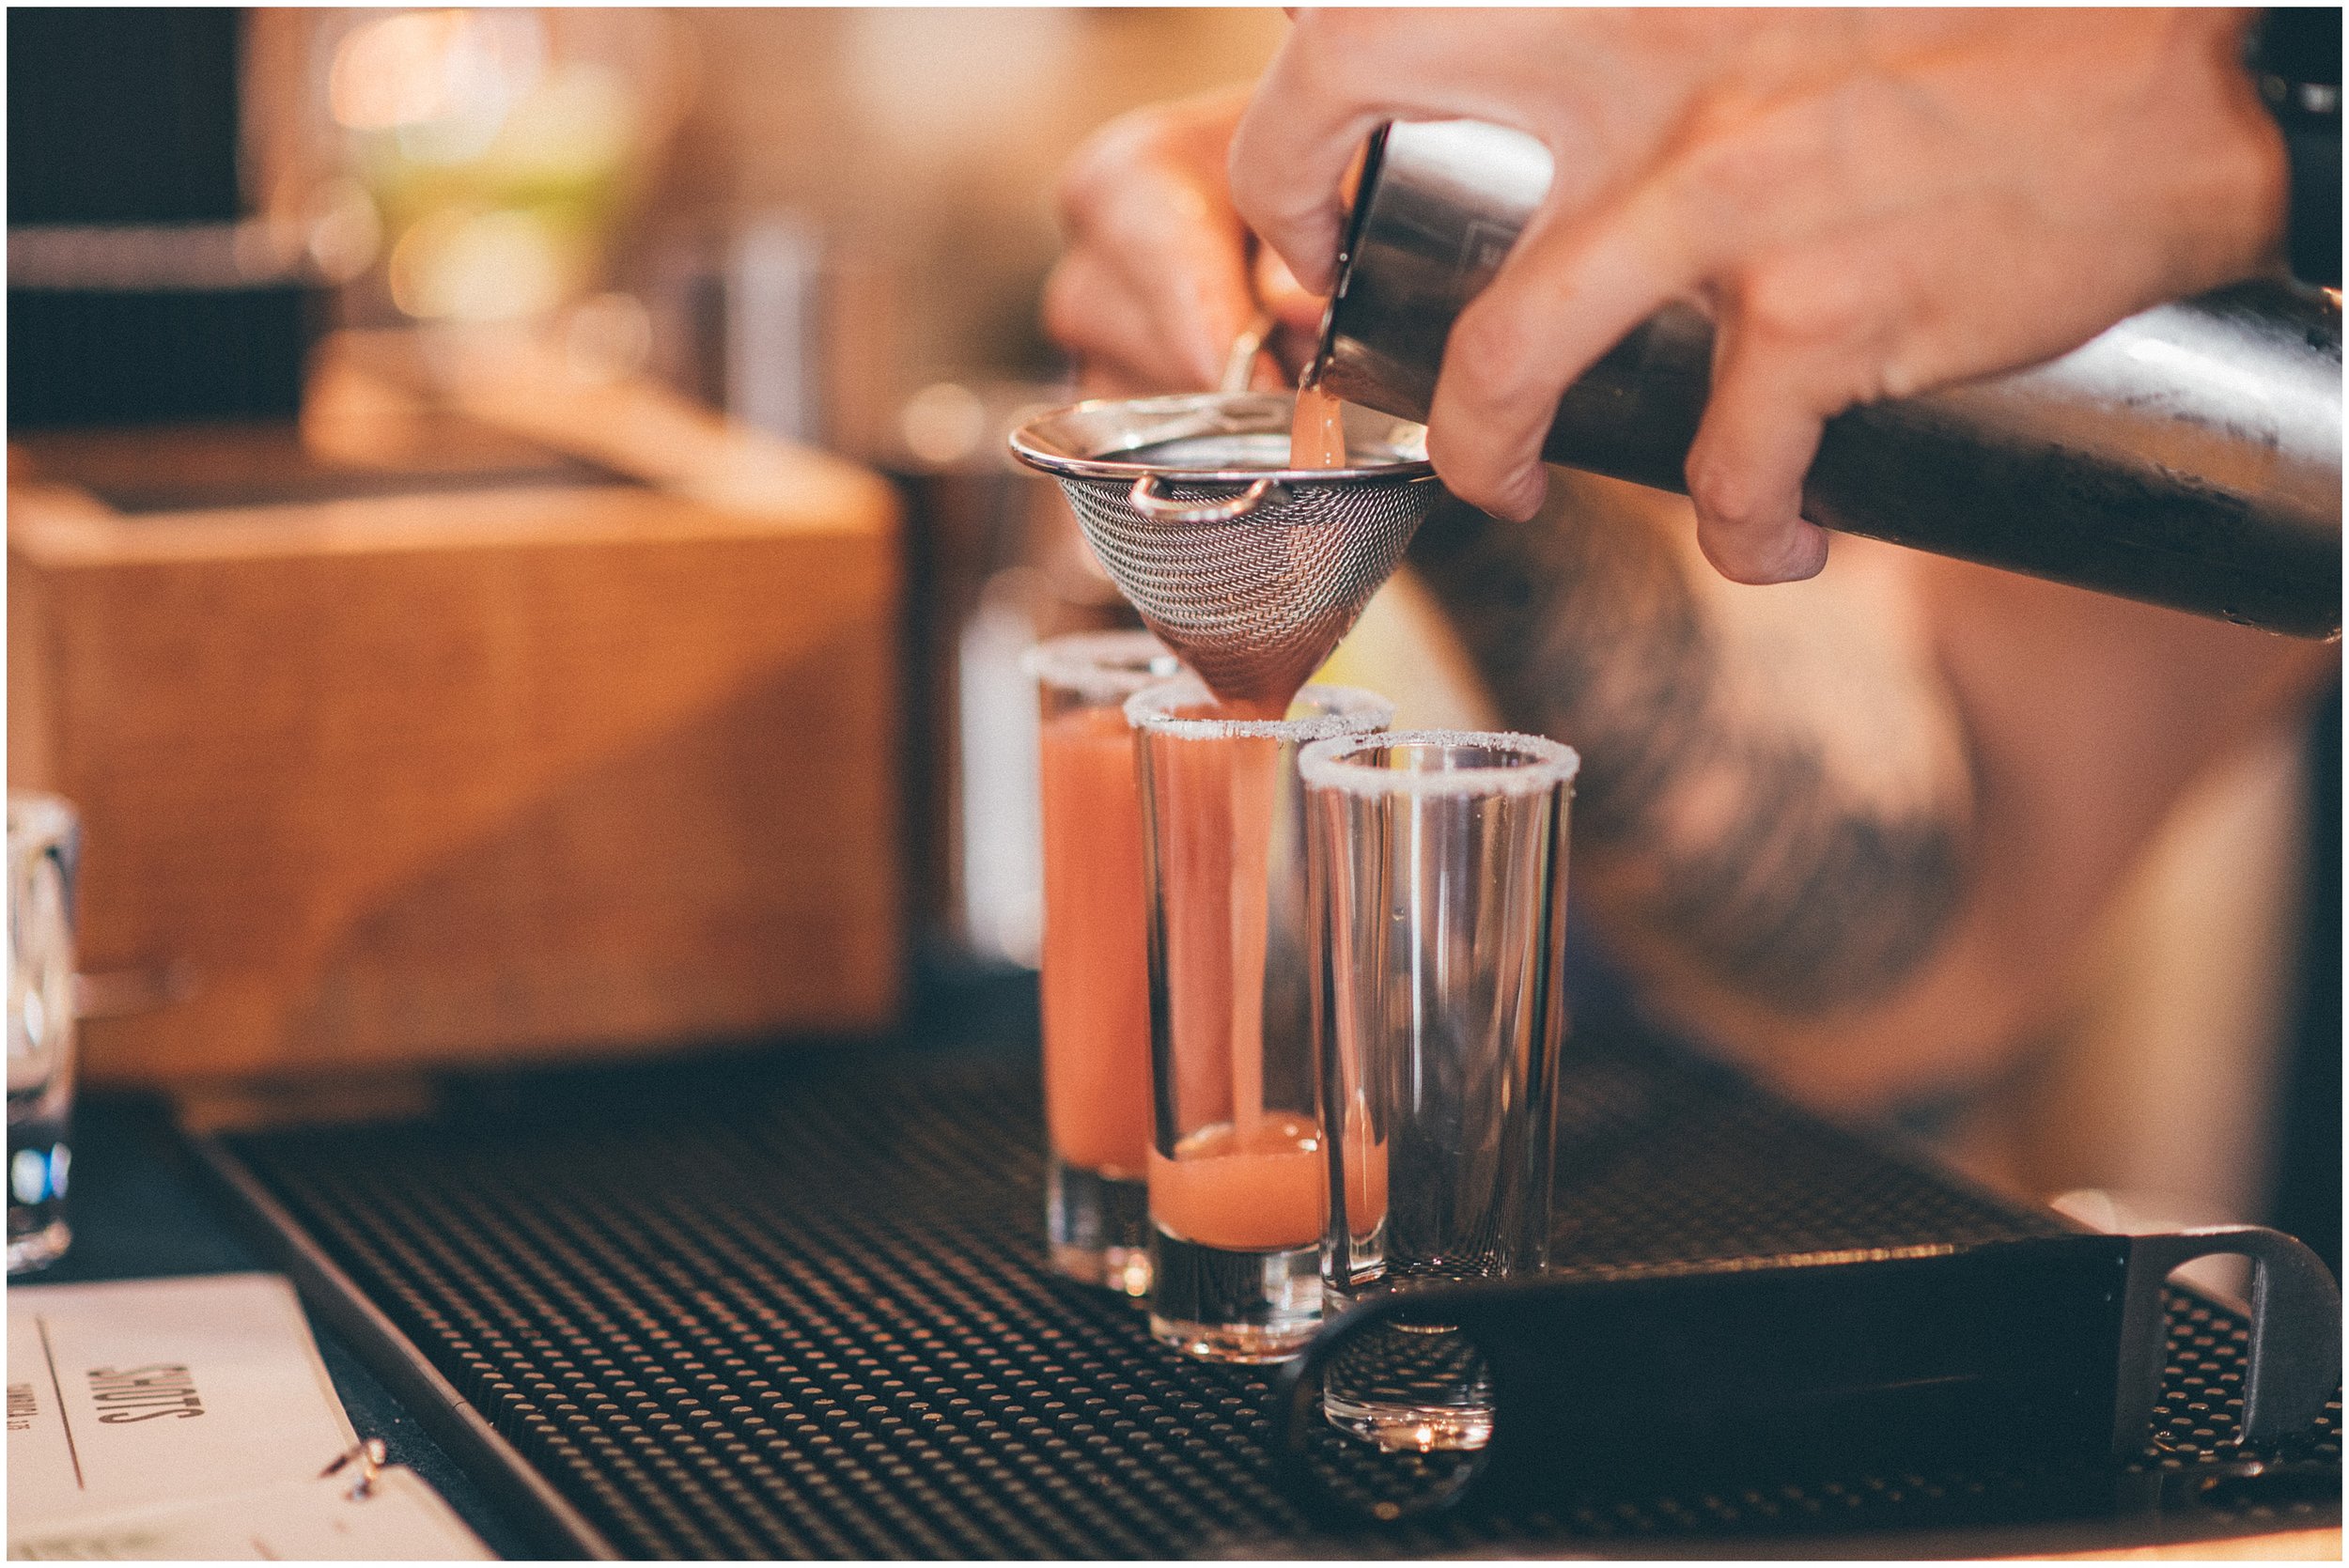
207 1036 2340 1559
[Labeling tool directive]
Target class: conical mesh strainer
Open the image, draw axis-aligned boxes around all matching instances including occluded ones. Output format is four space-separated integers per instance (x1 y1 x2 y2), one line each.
1010 392 1439 706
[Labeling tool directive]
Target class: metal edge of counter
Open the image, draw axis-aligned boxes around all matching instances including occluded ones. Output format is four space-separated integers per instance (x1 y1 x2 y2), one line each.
181 1126 623 1561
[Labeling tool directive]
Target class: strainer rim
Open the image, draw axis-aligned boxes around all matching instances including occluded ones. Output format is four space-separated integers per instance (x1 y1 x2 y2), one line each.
1007 392 1437 487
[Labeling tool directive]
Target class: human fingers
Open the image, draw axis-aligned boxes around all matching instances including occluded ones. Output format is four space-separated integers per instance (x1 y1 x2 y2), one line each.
1069 183 1258 391
1043 250 1208 396
1251 247 1326 383
1252 247 1323 339
1681 310 1835 584
1418 70 1895 525
1679 225 1967 585
1076 361 1164 400
1233 8 1753 296
1423 196 1695 521
1055 101 1263 390
1227 17 1396 293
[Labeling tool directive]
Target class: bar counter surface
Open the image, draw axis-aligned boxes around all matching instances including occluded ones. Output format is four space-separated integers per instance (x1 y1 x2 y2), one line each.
24 1092 541 1556
29 971 2341 1560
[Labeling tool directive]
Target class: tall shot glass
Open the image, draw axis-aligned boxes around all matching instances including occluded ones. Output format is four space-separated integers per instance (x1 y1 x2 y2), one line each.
1300 729 1579 1448
1128 677 1393 1361
8 792 80 1275
1027 631 1181 1296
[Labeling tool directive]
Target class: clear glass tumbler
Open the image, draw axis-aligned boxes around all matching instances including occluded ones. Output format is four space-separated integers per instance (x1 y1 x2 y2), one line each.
1300 729 1579 1448
1026 631 1180 1296
1128 676 1393 1361
8 791 80 1275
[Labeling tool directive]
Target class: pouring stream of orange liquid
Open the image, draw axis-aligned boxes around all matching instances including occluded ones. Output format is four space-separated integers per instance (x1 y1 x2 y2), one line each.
1288 380 1348 471
1145 383 1361 1251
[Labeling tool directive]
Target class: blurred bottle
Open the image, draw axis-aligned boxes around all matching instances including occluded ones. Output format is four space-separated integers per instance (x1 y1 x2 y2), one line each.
642 214 898 457
879 380 1141 973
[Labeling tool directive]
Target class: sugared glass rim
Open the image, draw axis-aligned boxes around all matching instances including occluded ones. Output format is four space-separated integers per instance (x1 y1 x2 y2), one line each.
1021 630 1181 703
6 791 78 845
1298 727 1580 797
1123 675 1393 742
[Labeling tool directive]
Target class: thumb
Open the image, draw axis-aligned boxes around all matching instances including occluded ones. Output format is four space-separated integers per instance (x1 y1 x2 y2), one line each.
1227 37 1383 295
1252 248 1324 338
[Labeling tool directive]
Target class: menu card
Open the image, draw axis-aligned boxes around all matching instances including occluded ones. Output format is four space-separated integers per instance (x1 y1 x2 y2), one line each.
10 1466 490 1560
8 1273 488 1559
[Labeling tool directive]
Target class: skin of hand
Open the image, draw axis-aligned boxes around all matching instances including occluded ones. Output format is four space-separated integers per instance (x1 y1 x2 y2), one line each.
1227 8 2288 584
1045 85 1324 397
1038 70 2331 1118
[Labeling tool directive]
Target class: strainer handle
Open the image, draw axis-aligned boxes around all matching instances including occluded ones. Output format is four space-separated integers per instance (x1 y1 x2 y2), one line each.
1128 474 1289 525
1221 309 1277 394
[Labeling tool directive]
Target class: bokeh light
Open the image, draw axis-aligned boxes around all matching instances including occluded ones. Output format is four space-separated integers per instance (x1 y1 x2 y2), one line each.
329 8 645 323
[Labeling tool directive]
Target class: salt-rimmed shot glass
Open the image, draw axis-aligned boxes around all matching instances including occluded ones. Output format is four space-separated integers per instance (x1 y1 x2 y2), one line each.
1300 728 1579 1448
1024 630 1183 1296
1126 676 1393 1362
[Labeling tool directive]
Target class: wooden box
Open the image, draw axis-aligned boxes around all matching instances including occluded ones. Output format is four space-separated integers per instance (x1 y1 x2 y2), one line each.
8 333 904 1086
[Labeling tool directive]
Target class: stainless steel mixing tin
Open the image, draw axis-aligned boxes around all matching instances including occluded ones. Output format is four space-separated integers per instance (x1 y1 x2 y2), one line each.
1315 118 2343 639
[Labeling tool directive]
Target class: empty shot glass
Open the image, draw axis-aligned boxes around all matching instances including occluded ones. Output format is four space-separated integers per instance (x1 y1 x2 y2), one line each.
1301 729 1579 1448
1027 631 1183 1296
1128 676 1393 1362
8 791 80 1275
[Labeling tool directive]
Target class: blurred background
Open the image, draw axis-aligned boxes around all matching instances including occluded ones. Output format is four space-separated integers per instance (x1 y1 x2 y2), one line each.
10 7 1289 1055
6 8 2322 1268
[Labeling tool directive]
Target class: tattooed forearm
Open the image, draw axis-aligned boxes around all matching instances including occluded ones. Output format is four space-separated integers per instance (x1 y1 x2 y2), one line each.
1408 482 1968 1014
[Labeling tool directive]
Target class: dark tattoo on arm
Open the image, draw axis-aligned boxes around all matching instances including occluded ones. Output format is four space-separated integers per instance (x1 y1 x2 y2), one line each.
1408 488 1967 1013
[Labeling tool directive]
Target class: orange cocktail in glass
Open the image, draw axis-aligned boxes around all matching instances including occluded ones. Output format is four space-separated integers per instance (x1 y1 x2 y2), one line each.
1127 675 1391 1362
1026 632 1177 1295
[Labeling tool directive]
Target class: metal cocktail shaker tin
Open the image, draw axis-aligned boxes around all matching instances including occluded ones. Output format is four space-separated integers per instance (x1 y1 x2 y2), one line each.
1311 119 2343 639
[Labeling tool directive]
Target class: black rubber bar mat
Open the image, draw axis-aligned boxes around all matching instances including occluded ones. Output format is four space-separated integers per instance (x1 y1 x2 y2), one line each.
196 1035 2341 1559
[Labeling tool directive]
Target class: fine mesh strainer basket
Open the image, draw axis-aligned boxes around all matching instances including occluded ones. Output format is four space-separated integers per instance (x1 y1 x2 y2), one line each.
1009 392 1439 707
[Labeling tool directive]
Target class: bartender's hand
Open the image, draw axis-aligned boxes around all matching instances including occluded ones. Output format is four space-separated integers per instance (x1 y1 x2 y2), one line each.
1230 8 2286 583
1045 87 1323 396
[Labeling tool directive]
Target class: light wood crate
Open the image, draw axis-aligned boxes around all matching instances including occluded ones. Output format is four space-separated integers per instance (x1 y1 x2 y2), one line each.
8 332 905 1086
